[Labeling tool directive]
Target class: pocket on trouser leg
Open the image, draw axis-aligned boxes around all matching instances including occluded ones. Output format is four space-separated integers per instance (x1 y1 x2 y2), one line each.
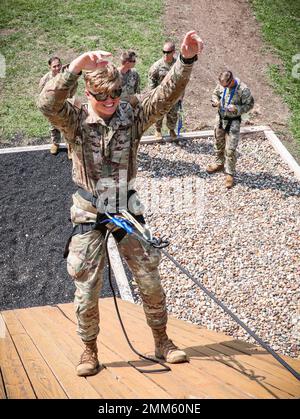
67 231 101 281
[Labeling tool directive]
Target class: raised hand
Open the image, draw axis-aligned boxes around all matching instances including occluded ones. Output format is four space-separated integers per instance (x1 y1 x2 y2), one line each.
69 50 112 75
180 31 204 59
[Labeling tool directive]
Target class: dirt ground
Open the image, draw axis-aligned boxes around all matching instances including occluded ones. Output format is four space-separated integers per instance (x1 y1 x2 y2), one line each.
0 150 119 311
163 0 290 133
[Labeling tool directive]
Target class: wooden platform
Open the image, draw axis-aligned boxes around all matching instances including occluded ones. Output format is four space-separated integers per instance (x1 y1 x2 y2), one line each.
1 297 299 399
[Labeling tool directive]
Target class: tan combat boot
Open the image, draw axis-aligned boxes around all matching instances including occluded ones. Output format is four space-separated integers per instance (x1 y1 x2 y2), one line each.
154 129 163 140
50 143 59 155
169 129 177 140
76 339 100 377
206 163 224 174
67 144 72 160
152 328 188 364
225 174 234 189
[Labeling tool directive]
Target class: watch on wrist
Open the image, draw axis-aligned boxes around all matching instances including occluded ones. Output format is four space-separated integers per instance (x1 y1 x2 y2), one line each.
180 54 198 64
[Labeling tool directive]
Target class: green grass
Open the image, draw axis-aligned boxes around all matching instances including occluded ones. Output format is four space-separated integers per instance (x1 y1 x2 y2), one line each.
0 0 164 143
250 0 300 149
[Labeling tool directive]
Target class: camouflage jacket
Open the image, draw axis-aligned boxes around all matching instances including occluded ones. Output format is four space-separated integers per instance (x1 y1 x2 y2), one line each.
120 68 140 101
38 56 194 216
148 57 176 89
39 67 78 98
211 78 254 120
39 71 55 92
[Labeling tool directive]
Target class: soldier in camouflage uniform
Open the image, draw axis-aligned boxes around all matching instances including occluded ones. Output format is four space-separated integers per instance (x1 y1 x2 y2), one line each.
39 56 78 157
208 70 254 188
118 50 140 102
38 31 203 377
148 41 182 140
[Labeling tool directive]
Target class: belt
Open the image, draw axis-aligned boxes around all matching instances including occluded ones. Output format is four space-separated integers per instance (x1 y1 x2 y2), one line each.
77 187 98 207
77 187 138 211
64 188 145 258
218 112 241 133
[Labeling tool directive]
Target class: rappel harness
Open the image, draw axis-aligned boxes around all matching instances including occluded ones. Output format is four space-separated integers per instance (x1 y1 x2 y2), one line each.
219 79 241 133
65 189 300 381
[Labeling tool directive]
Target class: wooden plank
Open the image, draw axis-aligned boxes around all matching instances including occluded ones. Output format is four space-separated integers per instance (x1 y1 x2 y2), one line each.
2 311 67 399
14 308 101 399
55 304 196 399
59 303 229 398
0 367 7 399
34 306 135 399
93 304 264 398
264 129 300 181
140 126 270 144
39 305 171 399
0 126 270 155
115 299 300 397
118 299 300 384
108 236 134 303
101 299 296 398
223 339 300 371
60 302 255 399
0 313 7 399
0 312 36 399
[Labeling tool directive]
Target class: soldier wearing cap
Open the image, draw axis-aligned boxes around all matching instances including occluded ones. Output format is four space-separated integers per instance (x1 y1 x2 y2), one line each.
207 70 254 188
38 31 203 377
118 50 140 102
148 41 182 140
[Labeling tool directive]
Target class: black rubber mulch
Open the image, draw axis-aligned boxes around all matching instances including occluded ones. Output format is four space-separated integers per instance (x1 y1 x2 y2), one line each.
0 149 120 311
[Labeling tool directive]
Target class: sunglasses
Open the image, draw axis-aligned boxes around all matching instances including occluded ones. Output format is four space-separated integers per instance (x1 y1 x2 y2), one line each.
224 78 233 87
128 59 136 63
162 50 174 54
89 88 122 101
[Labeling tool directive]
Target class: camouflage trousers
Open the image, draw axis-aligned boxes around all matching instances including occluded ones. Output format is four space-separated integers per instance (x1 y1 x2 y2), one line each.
155 102 179 131
50 125 61 144
67 222 167 342
214 118 241 175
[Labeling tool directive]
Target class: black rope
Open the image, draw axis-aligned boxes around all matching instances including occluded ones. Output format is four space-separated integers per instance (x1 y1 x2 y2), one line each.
130 231 300 382
104 230 171 374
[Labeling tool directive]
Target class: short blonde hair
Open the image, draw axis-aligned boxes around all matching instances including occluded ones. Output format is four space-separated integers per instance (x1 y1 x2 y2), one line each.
84 63 121 93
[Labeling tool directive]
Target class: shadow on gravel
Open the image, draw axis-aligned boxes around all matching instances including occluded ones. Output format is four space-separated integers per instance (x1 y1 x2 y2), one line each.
138 151 300 198
236 172 300 197
138 151 209 179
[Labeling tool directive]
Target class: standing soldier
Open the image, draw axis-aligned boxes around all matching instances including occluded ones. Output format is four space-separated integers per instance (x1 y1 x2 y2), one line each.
38 31 203 377
148 41 182 140
118 50 140 101
207 70 254 188
39 56 77 157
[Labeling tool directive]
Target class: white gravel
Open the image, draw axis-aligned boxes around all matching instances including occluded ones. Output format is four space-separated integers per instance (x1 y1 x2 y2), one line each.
132 133 300 358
